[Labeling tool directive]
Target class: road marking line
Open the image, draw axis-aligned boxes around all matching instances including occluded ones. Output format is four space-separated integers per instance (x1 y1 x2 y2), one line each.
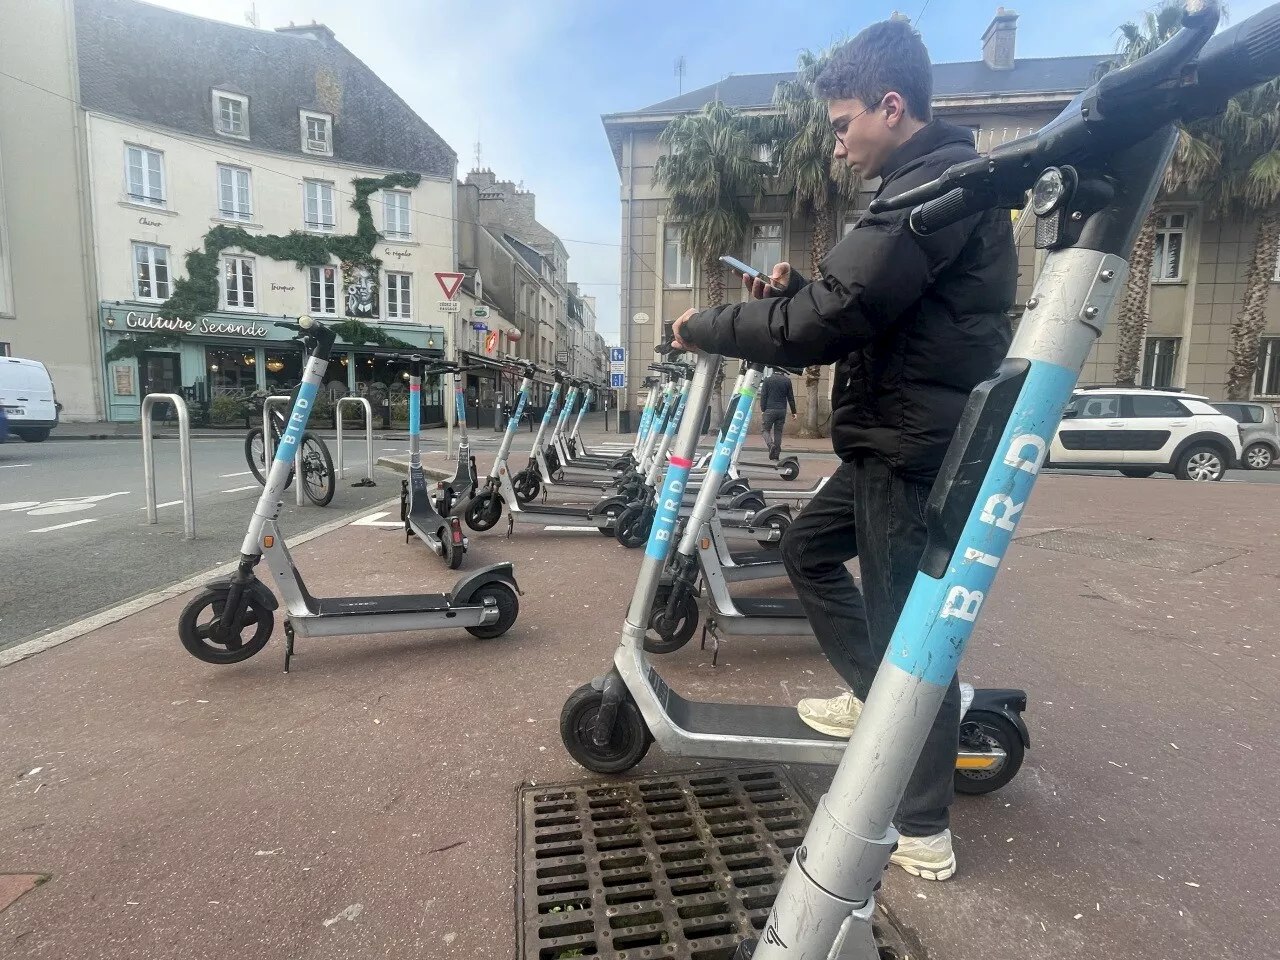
542 525 602 532
30 518 98 533
219 471 253 478
351 511 402 527
0 463 31 469
138 500 184 510
1 497 401 669
220 484 259 493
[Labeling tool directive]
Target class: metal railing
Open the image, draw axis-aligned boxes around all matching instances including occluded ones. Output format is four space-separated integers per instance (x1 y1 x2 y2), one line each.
140 393 195 540
336 396 375 487
263 395 305 507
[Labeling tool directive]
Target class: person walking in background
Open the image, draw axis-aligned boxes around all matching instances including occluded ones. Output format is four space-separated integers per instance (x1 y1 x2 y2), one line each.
759 368 796 460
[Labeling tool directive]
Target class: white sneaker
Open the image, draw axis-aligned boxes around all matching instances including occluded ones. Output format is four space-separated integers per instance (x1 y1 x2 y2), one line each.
890 830 956 881
796 691 864 738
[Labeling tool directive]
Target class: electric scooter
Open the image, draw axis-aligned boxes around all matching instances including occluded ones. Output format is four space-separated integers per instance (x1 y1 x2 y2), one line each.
572 7 1271 957
400 356 468 569
177 316 521 673
439 365 478 515
464 360 629 536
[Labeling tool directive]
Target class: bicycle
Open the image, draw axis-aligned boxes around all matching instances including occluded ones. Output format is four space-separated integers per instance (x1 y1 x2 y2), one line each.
244 388 336 507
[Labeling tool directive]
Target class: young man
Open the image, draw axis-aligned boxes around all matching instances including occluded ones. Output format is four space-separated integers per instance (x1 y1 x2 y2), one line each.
671 18 1017 880
758 369 796 460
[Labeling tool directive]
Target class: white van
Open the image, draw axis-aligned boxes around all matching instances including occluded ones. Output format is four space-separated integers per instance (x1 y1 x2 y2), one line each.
0 356 60 442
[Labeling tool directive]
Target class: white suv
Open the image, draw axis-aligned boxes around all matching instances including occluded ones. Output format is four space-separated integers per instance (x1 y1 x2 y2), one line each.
1048 387 1241 481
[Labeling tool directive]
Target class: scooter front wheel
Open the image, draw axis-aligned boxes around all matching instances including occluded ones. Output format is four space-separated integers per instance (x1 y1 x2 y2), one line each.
512 470 541 504
560 683 651 775
955 711 1024 795
464 492 503 532
465 582 520 639
178 586 274 664
645 591 699 654
615 503 653 548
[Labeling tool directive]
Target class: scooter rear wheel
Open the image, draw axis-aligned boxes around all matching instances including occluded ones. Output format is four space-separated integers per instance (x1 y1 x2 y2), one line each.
465 582 520 639
778 458 800 481
442 531 464 570
178 586 274 664
954 711 1024 795
645 591 699 654
757 513 790 548
560 683 651 775
464 492 503 532
615 502 654 548
736 493 767 512
719 478 750 497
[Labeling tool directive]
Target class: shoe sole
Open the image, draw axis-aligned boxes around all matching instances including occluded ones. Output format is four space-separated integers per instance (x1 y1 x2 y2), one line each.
891 856 956 882
797 712 856 739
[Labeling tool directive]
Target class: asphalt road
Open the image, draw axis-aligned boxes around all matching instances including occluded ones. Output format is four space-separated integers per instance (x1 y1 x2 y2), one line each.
0 436 420 650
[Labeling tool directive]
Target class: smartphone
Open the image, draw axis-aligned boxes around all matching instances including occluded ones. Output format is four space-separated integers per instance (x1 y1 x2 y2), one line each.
720 255 783 291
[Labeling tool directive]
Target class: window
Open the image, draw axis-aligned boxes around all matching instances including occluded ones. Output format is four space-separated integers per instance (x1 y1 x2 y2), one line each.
1128 394 1188 417
749 222 783 275
1214 402 1265 424
1063 394 1120 419
308 265 337 315
125 146 164 207
300 111 332 156
663 226 693 287
1140 337 1180 389
1255 338 1280 396
1152 212 1187 282
386 272 412 319
213 91 248 138
216 165 252 221
133 243 171 301
223 255 256 310
304 180 335 232
0 342 9 357
384 190 411 240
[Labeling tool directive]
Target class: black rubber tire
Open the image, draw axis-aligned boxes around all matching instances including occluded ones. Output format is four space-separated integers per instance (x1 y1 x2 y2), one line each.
442 531 464 570
609 457 632 471
299 433 335 506
464 492 503 532
1243 442 1274 470
757 513 791 548
178 586 274 665
16 428 49 442
737 493 768 512
720 479 751 497
512 470 541 504
1119 468 1156 478
465 582 520 639
560 683 651 775
954 712 1025 795
1175 444 1226 482
245 427 294 489
778 458 800 481
615 502 653 548
644 591 700 654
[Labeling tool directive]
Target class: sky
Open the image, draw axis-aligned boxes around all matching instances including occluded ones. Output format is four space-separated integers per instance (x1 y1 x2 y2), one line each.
149 0 1272 342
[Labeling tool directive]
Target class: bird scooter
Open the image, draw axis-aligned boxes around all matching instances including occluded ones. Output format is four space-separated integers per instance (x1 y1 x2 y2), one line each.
572 6 1268 955
177 316 521 673
439 364 478 515
400 356 468 569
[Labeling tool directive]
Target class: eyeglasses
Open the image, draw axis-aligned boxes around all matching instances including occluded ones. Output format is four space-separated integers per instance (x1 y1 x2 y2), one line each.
831 96 887 145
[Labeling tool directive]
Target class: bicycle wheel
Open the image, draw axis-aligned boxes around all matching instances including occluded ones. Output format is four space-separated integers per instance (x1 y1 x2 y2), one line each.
244 425 294 490
299 432 336 507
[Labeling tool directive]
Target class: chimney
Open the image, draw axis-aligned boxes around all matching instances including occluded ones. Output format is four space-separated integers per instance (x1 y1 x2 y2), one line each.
981 7 1018 71
276 20 335 43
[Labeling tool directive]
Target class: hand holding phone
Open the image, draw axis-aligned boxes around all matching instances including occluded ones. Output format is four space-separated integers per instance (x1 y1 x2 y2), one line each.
720 255 783 291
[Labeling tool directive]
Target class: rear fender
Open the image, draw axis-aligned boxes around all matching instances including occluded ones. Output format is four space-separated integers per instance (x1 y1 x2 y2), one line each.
751 503 792 528
968 687 1030 747
448 562 520 604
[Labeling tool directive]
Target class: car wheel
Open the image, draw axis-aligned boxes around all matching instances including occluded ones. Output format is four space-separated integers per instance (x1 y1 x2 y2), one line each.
1243 442 1274 470
1175 445 1226 482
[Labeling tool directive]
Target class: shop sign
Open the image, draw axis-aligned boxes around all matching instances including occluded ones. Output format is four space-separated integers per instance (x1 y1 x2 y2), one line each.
109 310 270 340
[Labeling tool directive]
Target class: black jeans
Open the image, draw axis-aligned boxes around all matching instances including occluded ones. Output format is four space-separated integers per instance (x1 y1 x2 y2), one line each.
761 409 787 456
779 457 960 836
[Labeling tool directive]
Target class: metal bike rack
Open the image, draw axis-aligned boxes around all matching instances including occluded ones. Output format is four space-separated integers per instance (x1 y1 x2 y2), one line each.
140 393 195 540
263 395 305 507
335 396 376 487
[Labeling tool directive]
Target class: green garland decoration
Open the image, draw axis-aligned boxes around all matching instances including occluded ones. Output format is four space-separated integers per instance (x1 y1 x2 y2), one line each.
105 171 422 363
330 319 414 350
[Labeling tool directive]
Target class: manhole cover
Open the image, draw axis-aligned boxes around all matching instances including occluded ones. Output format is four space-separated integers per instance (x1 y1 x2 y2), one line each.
1017 529 1244 574
518 765 810 959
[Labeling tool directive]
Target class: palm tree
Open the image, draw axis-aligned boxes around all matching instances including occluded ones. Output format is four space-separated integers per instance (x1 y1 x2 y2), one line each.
768 46 863 437
653 100 768 419
1109 1 1216 386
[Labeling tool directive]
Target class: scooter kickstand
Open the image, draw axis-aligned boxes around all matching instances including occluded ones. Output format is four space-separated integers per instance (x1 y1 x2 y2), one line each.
506 513 515 539
283 622 295 674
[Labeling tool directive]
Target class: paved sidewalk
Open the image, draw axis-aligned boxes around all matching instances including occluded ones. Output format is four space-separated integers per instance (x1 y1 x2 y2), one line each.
0 472 1275 960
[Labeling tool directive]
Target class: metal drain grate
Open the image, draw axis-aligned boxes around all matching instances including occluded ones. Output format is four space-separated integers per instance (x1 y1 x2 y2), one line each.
518 765 812 960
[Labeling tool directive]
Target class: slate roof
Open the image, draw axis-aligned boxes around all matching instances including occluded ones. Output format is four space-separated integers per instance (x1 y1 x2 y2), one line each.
74 0 456 178
633 55 1112 115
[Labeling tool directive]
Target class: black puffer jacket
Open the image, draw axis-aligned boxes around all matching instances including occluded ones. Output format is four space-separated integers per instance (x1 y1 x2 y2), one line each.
679 121 1016 481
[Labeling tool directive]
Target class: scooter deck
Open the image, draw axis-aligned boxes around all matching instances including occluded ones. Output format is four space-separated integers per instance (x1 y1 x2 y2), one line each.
726 549 781 566
658 681 845 743
729 596 807 619
516 503 607 518
314 593 451 615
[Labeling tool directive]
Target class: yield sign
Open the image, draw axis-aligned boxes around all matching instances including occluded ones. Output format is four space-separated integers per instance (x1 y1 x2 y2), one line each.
435 272 465 300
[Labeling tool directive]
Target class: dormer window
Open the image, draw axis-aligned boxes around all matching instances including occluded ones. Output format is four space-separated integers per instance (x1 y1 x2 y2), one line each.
301 110 333 156
213 90 249 139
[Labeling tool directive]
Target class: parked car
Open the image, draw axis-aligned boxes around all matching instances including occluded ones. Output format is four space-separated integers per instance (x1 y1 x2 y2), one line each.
1048 387 1241 481
1211 401 1279 470
0 356 60 442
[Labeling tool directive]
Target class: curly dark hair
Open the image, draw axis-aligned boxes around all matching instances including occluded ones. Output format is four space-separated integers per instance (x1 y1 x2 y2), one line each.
813 18 933 123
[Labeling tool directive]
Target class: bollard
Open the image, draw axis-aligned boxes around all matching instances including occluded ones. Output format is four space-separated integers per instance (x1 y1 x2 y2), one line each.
336 396 376 487
140 393 195 540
